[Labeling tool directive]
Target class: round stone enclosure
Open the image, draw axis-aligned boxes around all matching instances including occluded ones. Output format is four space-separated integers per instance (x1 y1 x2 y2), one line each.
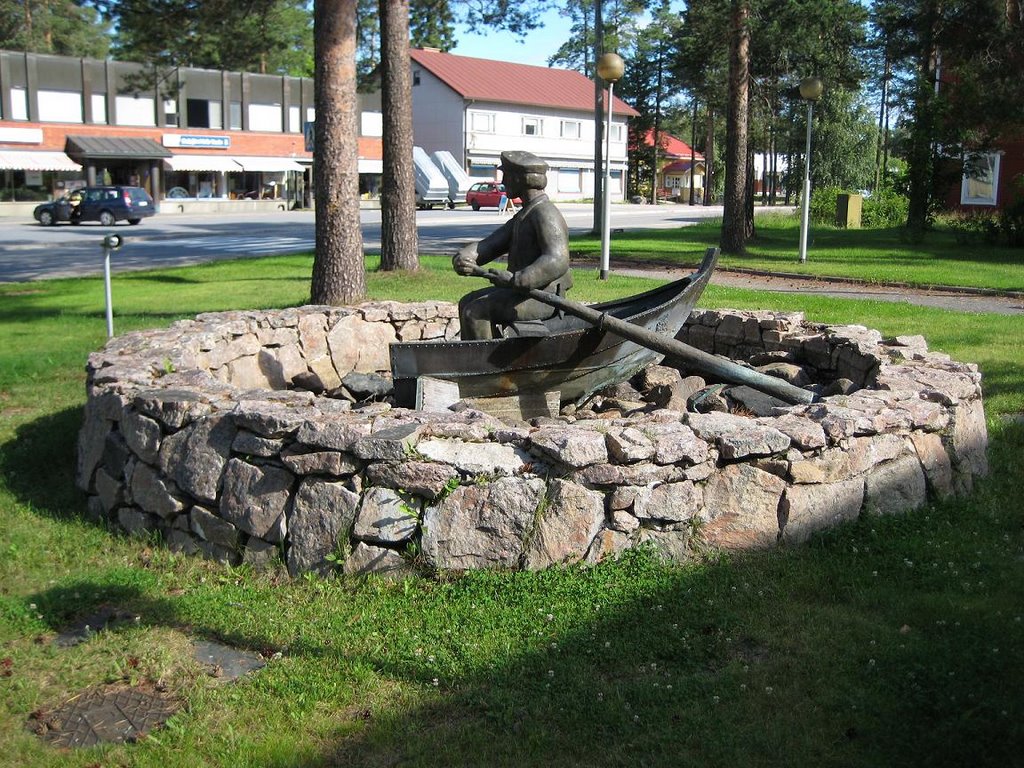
76 300 989 577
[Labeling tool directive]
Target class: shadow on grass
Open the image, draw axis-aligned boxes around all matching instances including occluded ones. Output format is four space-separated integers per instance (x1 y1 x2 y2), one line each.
0 405 85 521
118 274 202 284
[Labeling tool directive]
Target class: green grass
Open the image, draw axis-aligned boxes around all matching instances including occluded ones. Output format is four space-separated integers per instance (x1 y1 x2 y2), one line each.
0 253 1022 767
572 214 1024 292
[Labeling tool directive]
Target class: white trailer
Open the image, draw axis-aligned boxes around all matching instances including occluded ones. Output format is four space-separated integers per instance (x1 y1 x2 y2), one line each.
431 150 474 208
413 146 449 209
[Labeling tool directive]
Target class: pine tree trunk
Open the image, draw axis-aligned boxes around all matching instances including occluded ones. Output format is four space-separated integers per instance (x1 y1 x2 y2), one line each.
379 0 419 271
906 48 936 234
311 0 366 305
720 0 750 255
703 108 714 206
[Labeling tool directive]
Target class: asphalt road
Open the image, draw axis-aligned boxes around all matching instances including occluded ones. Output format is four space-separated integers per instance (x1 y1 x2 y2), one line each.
2 203 1020 314
0 202 724 282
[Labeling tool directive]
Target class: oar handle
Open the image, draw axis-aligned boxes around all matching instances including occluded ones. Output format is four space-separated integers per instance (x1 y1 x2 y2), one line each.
463 260 816 405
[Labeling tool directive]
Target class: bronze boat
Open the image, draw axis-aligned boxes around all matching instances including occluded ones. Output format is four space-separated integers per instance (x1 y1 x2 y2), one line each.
390 247 719 408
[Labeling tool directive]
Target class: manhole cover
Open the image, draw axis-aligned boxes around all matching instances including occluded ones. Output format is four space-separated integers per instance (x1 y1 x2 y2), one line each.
193 640 265 682
28 684 179 748
53 606 141 648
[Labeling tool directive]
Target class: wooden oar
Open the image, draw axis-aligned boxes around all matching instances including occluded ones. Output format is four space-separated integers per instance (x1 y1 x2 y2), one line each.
469 263 817 406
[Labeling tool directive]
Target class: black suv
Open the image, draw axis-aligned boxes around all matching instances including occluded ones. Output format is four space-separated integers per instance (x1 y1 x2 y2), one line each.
33 185 157 226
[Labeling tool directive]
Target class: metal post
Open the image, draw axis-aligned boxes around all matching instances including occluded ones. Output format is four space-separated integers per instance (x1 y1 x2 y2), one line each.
798 100 813 264
599 80 615 281
103 245 114 338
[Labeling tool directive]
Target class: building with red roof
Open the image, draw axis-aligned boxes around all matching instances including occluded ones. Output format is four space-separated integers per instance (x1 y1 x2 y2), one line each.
641 129 705 202
410 48 639 202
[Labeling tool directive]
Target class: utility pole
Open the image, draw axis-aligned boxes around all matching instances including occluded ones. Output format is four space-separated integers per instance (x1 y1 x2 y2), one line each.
592 0 604 236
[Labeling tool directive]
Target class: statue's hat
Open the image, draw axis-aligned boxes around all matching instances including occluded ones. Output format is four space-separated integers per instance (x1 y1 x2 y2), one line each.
500 150 548 174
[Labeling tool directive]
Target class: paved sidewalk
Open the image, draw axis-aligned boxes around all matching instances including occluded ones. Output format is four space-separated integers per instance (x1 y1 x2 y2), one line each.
608 263 1024 316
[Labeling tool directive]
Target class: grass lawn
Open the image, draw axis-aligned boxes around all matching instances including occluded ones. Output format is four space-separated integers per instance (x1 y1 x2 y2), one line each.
571 213 1024 292
0 252 1021 767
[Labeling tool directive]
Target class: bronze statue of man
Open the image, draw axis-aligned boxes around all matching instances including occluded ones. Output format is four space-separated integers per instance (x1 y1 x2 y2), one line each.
452 151 572 340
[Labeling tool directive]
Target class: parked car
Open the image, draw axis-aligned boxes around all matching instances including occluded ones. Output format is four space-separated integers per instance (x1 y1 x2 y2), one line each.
465 182 521 211
33 185 157 226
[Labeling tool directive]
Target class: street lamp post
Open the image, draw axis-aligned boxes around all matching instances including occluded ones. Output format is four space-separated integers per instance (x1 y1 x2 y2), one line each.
597 52 624 281
798 76 823 264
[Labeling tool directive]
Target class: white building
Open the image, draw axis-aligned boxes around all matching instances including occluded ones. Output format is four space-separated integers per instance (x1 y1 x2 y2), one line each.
409 48 638 202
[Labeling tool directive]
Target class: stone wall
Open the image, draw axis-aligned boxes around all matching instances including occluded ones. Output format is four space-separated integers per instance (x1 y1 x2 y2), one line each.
76 301 989 577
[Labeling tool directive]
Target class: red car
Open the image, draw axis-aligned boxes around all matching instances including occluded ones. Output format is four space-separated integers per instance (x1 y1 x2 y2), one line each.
465 182 522 211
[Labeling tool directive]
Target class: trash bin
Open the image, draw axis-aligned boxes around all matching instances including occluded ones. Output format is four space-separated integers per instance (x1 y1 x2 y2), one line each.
836 193 863 228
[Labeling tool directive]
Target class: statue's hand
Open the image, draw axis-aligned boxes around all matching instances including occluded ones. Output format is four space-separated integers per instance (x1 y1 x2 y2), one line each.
453 244 478 276
488 269 513 286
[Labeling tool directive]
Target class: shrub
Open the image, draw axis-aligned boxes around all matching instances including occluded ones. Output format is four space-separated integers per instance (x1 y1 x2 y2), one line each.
808 186 842 225
808 186 909 229
945 209 1000 245
862 188 909 228
999 174 1024 247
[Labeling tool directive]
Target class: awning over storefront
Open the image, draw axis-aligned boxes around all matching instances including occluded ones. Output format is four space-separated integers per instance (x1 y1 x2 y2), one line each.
164 155 241 172
0 150 81 171
65 136 172 161
232 156 305 172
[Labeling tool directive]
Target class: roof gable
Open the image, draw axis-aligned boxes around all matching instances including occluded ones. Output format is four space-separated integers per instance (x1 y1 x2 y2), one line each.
410 48 639 117
643 129 704 160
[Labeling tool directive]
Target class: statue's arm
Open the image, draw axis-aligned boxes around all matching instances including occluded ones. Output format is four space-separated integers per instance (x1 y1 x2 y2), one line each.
511 216 570 289
453 220 513 275
474 219 514 265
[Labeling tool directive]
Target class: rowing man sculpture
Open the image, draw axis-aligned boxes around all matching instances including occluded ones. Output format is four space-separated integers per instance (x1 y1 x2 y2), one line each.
452 151 572 340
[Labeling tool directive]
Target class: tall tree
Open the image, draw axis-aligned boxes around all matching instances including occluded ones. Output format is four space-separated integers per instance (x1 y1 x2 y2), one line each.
874 0 1024 232
379 0 419 272
720 0 750 254
312 0 366 305
1 0 110 56
618 1 683 201
99 0 313 75
409 0 455 49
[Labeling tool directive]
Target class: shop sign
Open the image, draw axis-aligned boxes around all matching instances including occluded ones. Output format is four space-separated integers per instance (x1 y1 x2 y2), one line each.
163 134 231 149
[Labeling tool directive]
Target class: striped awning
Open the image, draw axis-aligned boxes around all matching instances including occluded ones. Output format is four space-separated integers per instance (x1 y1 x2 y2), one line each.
0 150 81 171
164 155 241 172
231 156 304 172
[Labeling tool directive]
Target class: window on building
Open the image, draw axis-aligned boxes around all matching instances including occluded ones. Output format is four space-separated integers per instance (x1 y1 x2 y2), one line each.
469 164 497 179
249 103 282 132
413 69 421 86
289 105 301 133
522 117 541 136
229 101 242 130
90 94 107 124
470 111 494 133
209 101 223 129
38 90 83 123
164 98 179 127
609 123 624 142
186 98 223 129
10 87 28 120
961 152 1000 206
115 95 156 126
361 111 383 137
560 120 581 139
558 168 581 193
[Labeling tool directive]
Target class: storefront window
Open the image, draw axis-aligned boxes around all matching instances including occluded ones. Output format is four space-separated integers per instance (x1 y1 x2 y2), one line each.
0 169 77 202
